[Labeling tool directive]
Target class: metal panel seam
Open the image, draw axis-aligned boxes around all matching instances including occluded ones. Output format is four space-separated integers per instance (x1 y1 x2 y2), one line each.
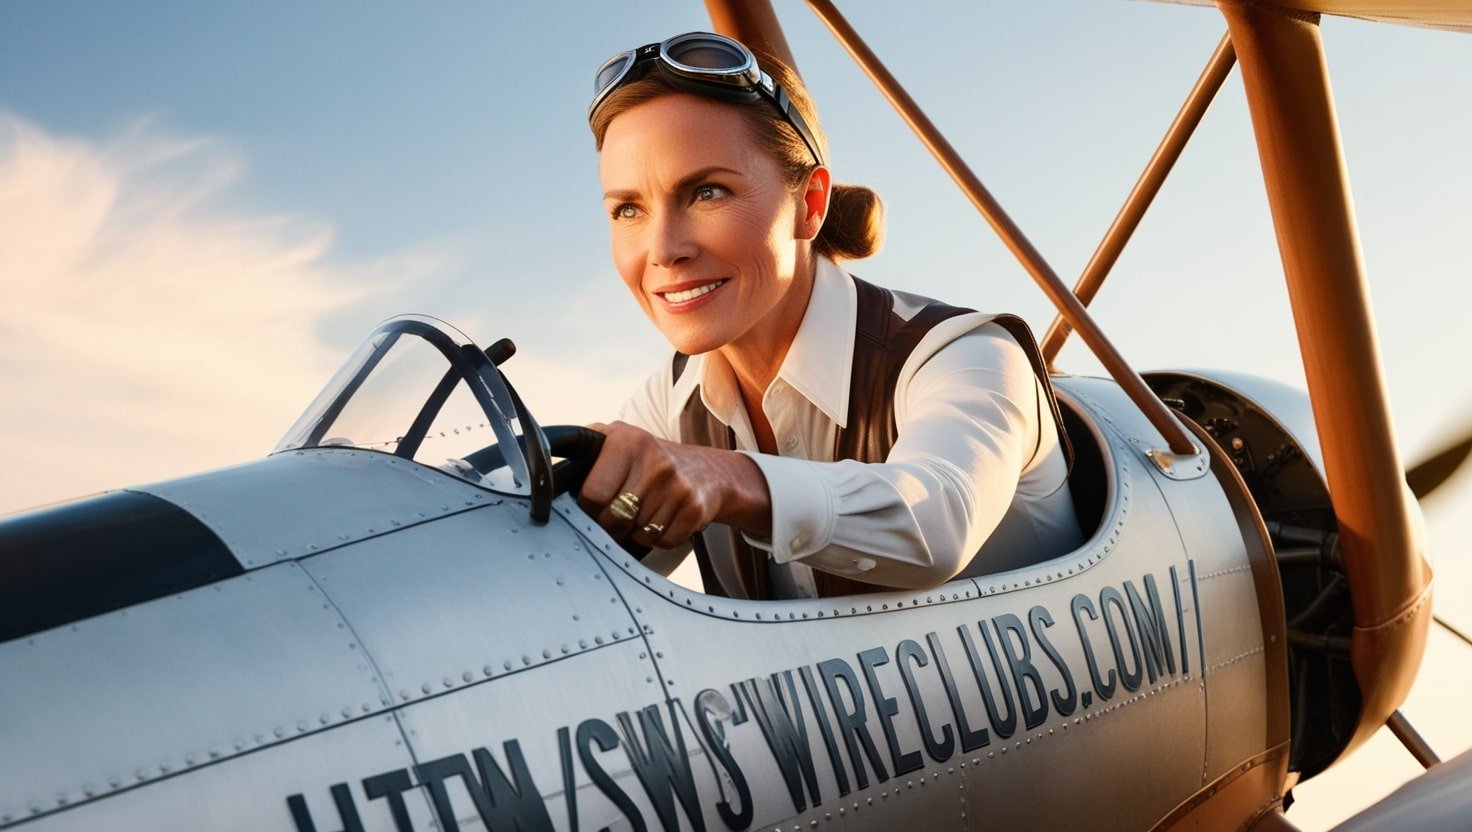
296 568 439 824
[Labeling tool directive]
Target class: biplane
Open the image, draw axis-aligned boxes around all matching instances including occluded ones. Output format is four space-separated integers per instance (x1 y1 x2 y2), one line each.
2 1 1471 830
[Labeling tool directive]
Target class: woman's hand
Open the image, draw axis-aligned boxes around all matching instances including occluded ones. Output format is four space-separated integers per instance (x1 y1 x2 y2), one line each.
578 421 771 549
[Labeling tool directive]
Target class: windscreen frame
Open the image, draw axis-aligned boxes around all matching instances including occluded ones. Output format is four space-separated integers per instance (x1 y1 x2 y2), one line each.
273 315 533 497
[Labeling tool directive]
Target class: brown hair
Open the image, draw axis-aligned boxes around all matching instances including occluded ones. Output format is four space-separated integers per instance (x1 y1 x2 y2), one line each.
590 46 883 261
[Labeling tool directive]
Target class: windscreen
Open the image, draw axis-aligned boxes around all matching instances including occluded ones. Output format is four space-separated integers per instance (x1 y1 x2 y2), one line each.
274 316 529 493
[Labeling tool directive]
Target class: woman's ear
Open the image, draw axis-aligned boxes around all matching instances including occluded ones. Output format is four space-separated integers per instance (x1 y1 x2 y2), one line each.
796 166 831 241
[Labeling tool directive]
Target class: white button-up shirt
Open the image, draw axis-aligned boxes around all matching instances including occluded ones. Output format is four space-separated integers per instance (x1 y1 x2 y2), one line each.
620 257 1082 596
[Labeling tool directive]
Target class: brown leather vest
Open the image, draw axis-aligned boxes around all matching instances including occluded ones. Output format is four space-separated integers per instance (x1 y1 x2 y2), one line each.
674 276 1068 599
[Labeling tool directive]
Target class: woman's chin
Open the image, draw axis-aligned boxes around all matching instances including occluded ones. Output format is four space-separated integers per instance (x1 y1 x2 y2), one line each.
664 335 726 357
658 322 729 357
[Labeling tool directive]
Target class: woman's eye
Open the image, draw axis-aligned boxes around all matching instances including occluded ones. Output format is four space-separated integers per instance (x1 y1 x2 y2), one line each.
611 203 638 220
694 184 727 202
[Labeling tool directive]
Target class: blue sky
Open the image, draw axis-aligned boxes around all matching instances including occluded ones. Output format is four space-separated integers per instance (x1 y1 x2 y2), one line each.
2 3 1469 825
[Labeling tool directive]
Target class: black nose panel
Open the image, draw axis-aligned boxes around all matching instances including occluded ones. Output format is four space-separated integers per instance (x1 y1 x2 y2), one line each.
0 490 241 643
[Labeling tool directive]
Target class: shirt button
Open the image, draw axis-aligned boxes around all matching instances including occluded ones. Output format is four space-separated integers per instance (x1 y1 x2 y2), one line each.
771 382 786 396
789 536 805 550
784 435 799 450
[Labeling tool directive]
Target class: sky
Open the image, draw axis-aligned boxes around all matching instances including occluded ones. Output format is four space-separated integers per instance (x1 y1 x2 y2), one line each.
1 1 1469 828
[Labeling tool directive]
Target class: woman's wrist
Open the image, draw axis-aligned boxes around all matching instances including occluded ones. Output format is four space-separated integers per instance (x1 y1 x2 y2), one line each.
706 446 772 538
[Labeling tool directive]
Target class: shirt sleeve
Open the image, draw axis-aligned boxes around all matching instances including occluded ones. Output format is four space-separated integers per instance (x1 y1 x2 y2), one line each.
741 322 1039 589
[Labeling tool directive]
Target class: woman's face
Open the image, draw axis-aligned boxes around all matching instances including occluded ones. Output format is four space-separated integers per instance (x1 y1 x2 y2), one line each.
599 93 823 357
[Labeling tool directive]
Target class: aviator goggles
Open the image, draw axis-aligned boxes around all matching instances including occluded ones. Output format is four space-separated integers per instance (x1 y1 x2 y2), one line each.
588 31 826 168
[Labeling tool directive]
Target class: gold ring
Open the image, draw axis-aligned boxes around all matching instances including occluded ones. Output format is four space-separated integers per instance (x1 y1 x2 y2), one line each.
642 522 666 537
609 490 641 522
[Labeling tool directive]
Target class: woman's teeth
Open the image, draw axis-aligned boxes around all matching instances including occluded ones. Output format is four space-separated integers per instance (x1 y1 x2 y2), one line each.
662 280 727 304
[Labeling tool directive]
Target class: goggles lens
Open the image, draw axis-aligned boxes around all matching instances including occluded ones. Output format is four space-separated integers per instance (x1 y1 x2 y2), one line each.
662 35 749 73
594 52 636 98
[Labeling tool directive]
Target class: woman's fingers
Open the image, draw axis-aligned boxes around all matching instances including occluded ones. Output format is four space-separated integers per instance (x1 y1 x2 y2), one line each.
627 467 714 550
647 510 704 551
576 422 631 516
630 494 695 550
580 421 717 547
599 483 645 540
581 422 657 539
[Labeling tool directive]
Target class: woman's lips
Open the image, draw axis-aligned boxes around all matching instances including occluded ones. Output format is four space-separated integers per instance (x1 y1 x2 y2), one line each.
655 278 728 312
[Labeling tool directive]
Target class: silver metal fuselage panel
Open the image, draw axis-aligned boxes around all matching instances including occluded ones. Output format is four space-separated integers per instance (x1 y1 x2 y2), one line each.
0 561 404 828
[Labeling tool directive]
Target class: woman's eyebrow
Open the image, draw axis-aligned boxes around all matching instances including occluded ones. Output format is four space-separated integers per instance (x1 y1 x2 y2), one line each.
603 166 744 201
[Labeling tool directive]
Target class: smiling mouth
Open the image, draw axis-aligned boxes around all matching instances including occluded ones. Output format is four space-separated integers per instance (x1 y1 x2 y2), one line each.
658 279 728 304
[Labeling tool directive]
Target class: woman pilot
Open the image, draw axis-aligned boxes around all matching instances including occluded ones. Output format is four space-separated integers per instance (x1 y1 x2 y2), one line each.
577 32 1082 600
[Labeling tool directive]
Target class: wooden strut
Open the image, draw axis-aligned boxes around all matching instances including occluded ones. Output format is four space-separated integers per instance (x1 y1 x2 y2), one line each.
703 0 799 71
801 0 1198 455
1041 33 1238 370
1220 0 1431 761
1386 710 1442 770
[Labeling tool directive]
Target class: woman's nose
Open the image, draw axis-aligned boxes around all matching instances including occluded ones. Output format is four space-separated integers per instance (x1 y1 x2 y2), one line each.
648 213 697 269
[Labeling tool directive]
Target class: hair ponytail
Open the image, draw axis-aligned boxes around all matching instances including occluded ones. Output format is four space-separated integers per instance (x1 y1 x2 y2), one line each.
817 183 884 261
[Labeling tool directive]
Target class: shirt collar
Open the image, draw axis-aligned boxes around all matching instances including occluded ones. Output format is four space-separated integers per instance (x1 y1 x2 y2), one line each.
774 256 855 426
682 256 857 429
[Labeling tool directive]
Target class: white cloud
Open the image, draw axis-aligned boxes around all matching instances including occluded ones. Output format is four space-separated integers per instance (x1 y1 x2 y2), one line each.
0 114 414 512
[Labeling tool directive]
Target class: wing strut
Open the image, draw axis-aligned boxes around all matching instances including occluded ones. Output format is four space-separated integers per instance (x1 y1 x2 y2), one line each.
1386 710 1442 770
1040 33 1237 370
703 0 799 72
1221 0 1431 763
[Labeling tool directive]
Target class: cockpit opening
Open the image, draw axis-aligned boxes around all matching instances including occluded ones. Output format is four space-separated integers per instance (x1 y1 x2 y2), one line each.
1059 396 1110 546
